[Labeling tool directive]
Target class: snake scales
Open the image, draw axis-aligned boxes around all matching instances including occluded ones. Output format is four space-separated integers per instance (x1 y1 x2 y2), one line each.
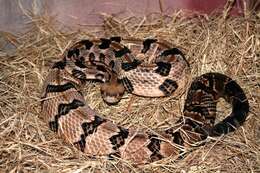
41 37 249 165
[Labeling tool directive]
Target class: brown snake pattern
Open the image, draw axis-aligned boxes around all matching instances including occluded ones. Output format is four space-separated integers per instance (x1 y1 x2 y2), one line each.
41 37 249 165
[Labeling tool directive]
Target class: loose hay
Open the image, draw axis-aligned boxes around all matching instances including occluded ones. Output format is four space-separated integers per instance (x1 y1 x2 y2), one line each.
0 9 259 173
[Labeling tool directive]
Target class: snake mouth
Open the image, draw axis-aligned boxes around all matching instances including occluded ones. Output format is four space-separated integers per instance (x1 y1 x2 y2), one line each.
100 75 125 105
101 95 122 105
100 90 125 105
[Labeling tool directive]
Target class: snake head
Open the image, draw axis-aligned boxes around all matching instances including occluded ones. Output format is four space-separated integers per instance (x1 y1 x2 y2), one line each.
100 73 125 105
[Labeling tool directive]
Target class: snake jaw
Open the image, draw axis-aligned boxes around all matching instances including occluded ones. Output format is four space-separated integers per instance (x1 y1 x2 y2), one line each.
100 74 125 105
100 85 125 105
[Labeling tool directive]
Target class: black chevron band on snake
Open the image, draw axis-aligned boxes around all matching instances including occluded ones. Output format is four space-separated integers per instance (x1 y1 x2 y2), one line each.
68 48 80 58
121 59 142 71
73 116 106 152
41 37 249 165
49 99 85 132
155 61 172 76
45 82 77 93
159 79 178 96
99 38 111 49
75 56 87 68
52 60 66 69
147 135 163 161
142 38 157 53
113 46 131 57
109 127 129 150
110 36 122 43
78 40 94 50
82 116 106 137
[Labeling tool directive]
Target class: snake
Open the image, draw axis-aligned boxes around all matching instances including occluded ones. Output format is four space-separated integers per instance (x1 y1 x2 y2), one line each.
40 37 249 165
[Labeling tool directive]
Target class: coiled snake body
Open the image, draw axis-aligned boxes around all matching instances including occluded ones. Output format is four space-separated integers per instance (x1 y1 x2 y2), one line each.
41 37 249 165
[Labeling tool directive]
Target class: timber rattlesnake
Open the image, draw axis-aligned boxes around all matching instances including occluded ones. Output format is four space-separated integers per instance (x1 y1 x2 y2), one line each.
41 37 249 165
